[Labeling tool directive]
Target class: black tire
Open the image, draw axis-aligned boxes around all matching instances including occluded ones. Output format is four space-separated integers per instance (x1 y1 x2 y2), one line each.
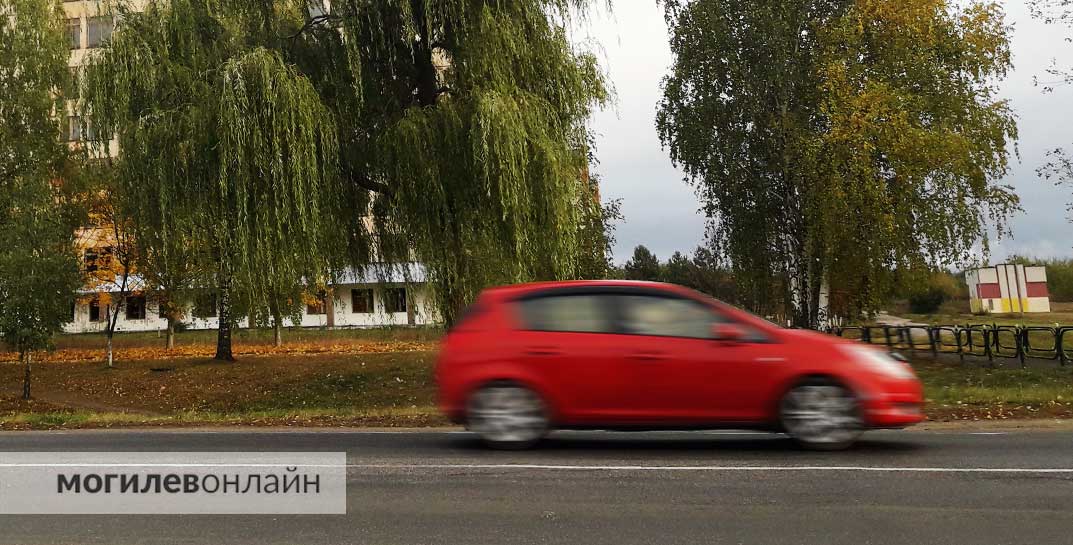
779 378 863 451
466 382 549 450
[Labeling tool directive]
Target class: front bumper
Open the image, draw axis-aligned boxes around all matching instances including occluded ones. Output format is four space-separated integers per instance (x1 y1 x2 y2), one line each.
863 392 925 428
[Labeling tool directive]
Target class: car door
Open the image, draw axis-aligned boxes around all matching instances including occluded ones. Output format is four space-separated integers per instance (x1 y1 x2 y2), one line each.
615 293 781 422
511 292 637 423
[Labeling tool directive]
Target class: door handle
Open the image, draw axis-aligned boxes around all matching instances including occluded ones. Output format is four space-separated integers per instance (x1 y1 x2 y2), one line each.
524 347 563 357
630 351 667 362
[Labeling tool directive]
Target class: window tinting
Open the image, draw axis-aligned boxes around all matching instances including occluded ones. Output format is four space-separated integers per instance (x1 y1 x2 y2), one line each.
517 294 617 334
619 295 723 339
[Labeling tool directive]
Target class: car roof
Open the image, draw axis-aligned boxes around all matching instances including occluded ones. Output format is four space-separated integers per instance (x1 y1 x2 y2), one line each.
481 280 692 301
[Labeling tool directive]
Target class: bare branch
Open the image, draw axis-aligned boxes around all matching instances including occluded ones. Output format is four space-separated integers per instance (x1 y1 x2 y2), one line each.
286 14 341 41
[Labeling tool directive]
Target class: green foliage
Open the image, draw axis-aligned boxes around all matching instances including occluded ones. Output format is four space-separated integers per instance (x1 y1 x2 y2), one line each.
661 251 693 286
83 0 612 336
909 270 961 313
684 246 738 302
0 191 81 357
658 0 1019 328
0 0 83 394
576 185 623 280
0 0 69 185
624 245 661 281
1007 256 1073 302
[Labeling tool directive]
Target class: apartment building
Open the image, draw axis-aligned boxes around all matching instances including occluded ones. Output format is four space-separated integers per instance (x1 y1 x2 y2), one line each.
60 0 435 334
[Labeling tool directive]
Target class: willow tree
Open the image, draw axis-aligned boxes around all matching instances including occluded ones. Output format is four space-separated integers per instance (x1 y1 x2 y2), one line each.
658 0 1018 327
85 0 611 348
83 1 343 361
295 0 612 321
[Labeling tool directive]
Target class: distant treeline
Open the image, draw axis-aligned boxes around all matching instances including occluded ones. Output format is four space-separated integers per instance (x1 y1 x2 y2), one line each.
612 246 737 303
613 247 1073 314
1007 257 1073 303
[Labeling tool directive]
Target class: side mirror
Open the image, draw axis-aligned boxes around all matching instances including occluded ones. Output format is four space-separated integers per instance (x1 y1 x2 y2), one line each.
713 323 746 343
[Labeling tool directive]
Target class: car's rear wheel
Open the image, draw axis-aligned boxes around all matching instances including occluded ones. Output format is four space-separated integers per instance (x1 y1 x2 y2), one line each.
780 379 863 451
466 383 549 449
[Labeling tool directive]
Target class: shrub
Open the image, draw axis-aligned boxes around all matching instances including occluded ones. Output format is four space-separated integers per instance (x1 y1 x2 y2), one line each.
908 272 961 314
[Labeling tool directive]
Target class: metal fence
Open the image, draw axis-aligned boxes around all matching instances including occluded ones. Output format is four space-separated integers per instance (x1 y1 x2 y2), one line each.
826 324 1073 367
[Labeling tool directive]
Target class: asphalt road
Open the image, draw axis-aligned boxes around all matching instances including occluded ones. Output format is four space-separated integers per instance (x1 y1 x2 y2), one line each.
2 427 1073 544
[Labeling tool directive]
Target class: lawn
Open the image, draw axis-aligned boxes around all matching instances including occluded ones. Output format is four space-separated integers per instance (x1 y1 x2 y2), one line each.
0 351 444 429
897 301 1073 327
4 343 1073 428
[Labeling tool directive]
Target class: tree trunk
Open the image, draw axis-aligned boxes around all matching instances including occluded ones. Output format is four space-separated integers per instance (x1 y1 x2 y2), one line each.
325 289 335 329
269 301 283 347
21 351 31 400
273 315 283 348
106 301 119 368
215 270 235 362
166 317 176 350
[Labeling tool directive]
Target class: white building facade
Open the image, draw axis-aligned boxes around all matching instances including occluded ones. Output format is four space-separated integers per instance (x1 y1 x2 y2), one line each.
65 265 438 334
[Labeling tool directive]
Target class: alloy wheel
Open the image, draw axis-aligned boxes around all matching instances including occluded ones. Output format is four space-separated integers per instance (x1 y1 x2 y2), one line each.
780 382 863 450
466 384 548 449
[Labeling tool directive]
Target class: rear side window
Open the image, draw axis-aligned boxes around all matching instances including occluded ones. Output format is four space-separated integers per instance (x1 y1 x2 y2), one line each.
618 295 724 339
517 294 617 334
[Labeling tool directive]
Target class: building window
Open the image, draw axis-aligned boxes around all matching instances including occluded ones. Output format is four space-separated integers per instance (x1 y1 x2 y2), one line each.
84 246 113 273
86 16 113 48
66 18 81 49
83 117 101 142
384 288 407 314
306 291 328 315
89 299 104 322
66 115 81 142
125 296 146 320
193 292 217 319
351 289 373 314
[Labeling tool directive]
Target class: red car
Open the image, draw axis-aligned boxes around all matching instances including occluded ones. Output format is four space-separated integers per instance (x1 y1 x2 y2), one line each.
436 281 924 450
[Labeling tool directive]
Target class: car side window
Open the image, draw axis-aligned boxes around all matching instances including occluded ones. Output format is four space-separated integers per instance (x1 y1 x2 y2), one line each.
517 294 617 334
618 295 724 339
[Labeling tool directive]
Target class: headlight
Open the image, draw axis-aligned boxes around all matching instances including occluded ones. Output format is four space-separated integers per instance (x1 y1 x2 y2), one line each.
841 345 916 380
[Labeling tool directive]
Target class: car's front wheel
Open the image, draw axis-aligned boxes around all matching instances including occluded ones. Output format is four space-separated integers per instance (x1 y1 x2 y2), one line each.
780 379 863 451
466 383 549 449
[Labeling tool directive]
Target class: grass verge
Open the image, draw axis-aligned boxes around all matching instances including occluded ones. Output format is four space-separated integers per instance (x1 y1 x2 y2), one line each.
4 352 1073 429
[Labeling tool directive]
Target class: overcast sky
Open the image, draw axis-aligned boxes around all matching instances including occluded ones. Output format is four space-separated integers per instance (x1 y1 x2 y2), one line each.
580 1 1073 265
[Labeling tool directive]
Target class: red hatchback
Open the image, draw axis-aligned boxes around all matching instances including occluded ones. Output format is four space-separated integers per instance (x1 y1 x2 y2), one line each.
436 281 924 450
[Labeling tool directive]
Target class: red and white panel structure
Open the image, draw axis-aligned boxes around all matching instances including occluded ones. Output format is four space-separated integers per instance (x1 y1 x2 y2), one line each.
965 264 1051 314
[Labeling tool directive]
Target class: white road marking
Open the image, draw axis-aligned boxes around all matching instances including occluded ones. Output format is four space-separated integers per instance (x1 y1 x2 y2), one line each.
343 463 1073 474
1 463 1071 474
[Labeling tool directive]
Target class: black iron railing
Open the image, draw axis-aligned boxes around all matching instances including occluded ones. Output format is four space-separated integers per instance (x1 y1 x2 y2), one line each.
826 324 1073 367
